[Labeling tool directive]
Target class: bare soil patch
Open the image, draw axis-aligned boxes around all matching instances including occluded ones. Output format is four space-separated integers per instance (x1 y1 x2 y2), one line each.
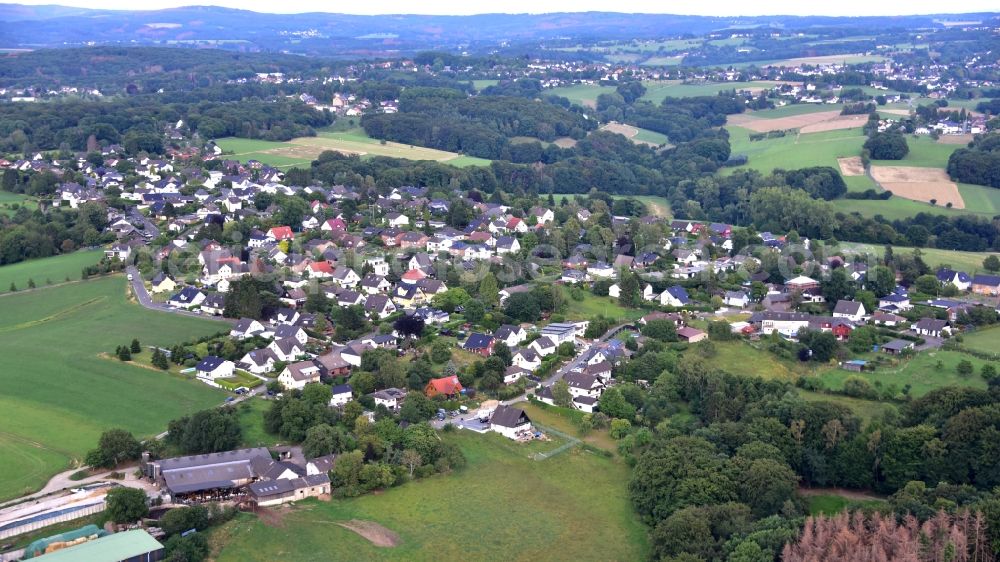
337 519 401 547
799 114 869 134
870 166 965 208
837 157 865 176
881 109 911 116
727 110 843 133
257 505 293 528
936 134 974 145
553 137 577 148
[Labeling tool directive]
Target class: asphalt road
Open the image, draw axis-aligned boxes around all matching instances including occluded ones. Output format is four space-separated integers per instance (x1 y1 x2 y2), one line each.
126 266 235 324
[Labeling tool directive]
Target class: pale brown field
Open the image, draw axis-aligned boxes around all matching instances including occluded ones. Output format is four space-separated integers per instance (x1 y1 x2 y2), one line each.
727 110 847 133
936 134 974 145
799 114 870 134
870 166 965 208
837 157 865 176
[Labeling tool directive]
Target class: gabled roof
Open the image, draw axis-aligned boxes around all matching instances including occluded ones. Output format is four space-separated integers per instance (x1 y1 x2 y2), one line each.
463 333 494 350
491 405 530 428
196 356 227 371
833 300 863 315
426 375 463 395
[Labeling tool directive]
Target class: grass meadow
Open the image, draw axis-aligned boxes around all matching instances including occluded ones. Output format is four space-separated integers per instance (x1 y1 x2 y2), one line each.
815 350 990 397
0 191 36 216
210 431 648 562
0 250 104 294
0 275 227 501
957 327 1000 354
836 242 996 272
726 125 866 174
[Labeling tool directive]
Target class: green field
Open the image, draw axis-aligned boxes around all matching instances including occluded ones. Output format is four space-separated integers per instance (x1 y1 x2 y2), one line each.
548 193 671 218
641 80 783 103
211 432 648 561
238 399 281 448
216 129 491 169
0 276 227 501
632 127 671 145
546 83 617 107
0 250 104 294
816 350 990 398
749 104 848 118
870 136 960 169
961 327 1000 354
836 242 996 272
726 125 866 174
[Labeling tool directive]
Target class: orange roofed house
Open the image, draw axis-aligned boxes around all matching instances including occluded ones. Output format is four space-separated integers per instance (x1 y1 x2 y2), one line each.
425 375 463 398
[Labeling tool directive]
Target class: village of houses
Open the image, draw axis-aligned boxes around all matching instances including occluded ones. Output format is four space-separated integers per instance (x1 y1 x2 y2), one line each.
3 137 999 524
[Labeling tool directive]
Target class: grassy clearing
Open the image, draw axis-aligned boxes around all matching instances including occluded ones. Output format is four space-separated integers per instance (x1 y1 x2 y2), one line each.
0 276 227 501
210 431 647 561
959 327 1000 354
0 190 36 216
472 79 499 90
238 398 281 448
806 494 887 516
546 83 616 107
798 390 898 424
0 250 104 294
632 127 671 145
815 350 989 397
549 193 671 218
640 80 782 103
836 242 996 272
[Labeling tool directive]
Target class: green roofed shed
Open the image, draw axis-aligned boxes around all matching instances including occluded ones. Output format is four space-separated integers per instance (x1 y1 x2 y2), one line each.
31 530 165 562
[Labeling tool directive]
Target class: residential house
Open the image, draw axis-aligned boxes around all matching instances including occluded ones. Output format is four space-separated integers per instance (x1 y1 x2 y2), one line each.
385 212 409 227
490 405 532 440
150 272 177 294
267 226 294 242
971 274 1000 296
425 375 463 398
231 318 266 340
200 294 226 316
540 322 580 344
494 324 528 347
660 286 690 307
879 293 912 312
504 366 531 385
239 348 277 375
167 287 206 309
912 318 950 338
360 275 392 294
564 372 604 400
463 333 495 357
273 325 309 346
364 294 397 319
196 356 235 380
587 262 615 279
511 347 542 371
329 384 353 407
373 388 407 411
937 269 972 291
724 290 749 308
833 300 867 322
268 338 304 362
530 336 558 357
278 361 322 390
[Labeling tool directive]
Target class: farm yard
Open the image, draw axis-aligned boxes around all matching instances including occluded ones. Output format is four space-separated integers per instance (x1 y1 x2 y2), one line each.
216 129 491 169
0 275 226 502
209 432 648 561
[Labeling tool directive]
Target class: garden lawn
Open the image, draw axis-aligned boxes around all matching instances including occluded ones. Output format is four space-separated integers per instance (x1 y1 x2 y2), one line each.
210 432 647 561
815 350 990 397
518 402 617 452
0 250 103 294
0 276 227 501
238 399 281 448
960 327 1000 354
563 292 646 323
0 191 36 216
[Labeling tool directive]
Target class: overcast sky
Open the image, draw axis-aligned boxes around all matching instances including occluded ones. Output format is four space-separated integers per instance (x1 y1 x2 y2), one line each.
14 0 1000 16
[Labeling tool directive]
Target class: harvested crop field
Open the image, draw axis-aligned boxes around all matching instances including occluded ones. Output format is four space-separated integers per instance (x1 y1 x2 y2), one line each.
599 122 669 146
870 166 965 208
937 134 974 145
837 157 864 176
728 110 863 133
553 137 578 148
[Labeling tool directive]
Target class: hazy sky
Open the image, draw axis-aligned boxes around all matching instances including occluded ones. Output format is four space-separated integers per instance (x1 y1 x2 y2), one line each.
14 0 1000 16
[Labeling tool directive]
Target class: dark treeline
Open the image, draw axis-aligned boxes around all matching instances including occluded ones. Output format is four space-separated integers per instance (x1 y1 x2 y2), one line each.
361 88 597 159
0 201 109 265
0 95 332 153
0 46 344 91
